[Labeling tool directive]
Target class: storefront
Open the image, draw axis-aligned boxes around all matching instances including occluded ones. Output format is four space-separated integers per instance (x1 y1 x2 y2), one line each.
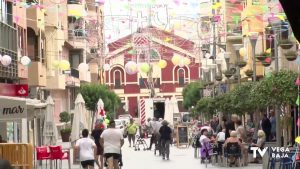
0 96 46 146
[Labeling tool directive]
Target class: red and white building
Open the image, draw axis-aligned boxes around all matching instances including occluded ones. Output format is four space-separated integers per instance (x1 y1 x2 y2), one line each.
105 27 201 117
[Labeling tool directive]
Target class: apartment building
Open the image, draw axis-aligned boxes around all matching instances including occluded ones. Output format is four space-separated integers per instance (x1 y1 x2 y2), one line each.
42 0 104 123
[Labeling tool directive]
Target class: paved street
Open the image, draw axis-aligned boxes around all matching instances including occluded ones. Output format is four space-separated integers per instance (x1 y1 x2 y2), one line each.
41 138 262 169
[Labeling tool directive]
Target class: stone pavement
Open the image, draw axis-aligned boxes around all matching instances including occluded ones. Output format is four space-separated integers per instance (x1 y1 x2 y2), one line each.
37 138 263 169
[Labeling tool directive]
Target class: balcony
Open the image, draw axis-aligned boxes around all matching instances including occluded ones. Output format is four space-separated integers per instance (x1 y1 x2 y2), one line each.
226 23 243 41
28 62 46 87
46 73 66 90
18 63 28 79
79 70 91 82
26 7 45 33
67 3 86 17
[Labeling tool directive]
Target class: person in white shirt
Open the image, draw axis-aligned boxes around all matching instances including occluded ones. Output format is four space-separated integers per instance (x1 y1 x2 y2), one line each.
100 120 124 169
216 129 226 142
74 129 97 169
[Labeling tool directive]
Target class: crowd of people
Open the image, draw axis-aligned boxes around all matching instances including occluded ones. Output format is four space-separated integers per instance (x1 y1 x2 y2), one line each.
74 117 173 169
191 114 268 167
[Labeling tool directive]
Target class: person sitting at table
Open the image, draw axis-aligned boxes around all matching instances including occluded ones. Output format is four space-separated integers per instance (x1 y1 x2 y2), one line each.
223 131 244 167
250 130 266 163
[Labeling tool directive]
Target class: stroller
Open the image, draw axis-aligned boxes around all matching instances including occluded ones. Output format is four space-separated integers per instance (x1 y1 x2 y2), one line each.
134 134 148 151
200 141 214 167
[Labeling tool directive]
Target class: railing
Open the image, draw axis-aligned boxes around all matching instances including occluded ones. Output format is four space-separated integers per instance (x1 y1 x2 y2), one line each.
0 143 33 169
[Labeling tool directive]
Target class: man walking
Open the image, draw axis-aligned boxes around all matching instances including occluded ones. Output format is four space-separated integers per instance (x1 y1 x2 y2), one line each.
101 120 124 169
92 123 105 169
159 120 172 160
126 118 138 147
74 129 97 169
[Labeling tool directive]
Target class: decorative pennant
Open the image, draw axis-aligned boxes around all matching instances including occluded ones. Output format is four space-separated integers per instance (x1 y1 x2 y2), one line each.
296 96 300 106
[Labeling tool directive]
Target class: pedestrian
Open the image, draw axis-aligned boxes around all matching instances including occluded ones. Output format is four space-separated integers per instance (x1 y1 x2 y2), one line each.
126 118 138 147
74 129 97 169
159 120 172 160
0 159 12 169
261 114 271 142
269 110 276 141
210 116 219 133
236 120 247 143
224 115 236 139
91 124 105 169
148 117 162 151
100 120 124 169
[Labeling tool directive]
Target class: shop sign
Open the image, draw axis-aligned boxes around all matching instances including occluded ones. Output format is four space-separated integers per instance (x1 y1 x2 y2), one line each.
0 83 29 97
0 97 27 120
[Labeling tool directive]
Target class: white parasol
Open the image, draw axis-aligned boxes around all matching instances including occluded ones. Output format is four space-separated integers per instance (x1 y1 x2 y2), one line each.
43 96 58 145
164 98 173 124
71 93 87 142
95 98 105 124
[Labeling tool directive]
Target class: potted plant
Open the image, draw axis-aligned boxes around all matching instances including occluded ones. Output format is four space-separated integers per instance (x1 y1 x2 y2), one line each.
237 61 247 68
262 60 271 67
224 70 233 78
245 69 253 77
279 39 294 50
215 75 222 81
284 51 298 61
256 52 271 61
59 111 71 142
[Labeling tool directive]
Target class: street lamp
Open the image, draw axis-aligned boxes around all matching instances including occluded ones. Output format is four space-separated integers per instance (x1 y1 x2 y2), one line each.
233 44 244 85
249 32 259 82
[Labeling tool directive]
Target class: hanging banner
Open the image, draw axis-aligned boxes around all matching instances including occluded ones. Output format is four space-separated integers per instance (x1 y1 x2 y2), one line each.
0 83 28 97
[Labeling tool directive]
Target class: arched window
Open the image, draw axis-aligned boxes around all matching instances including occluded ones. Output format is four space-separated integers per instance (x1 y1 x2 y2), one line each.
114 70 122 88
178 68 185 86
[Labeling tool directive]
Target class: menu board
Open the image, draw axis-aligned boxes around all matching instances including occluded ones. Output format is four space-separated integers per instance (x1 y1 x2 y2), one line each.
177 126 188 146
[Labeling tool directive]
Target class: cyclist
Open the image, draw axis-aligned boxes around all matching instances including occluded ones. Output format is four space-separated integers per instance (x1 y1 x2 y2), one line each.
100 120 124 169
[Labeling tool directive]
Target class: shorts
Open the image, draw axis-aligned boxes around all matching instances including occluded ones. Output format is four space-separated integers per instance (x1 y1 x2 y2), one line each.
104 153 121 160
81 160 94 168
96 145 104 155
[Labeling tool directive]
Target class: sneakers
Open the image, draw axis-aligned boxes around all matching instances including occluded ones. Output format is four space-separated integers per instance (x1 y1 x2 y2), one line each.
162 157 165 160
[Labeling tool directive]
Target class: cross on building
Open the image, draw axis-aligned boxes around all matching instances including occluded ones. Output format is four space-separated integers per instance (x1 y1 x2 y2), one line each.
132 11 148 31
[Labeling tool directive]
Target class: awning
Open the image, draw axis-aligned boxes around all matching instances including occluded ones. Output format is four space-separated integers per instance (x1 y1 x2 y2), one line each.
0 96 47 121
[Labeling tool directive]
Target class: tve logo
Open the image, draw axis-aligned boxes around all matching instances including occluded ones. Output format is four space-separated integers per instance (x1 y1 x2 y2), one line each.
250 147 290 159
250 147 268 158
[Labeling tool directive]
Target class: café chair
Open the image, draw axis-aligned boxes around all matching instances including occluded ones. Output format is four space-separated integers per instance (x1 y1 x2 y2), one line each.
36 146 51 169
49 145 70 169
225 142 242 167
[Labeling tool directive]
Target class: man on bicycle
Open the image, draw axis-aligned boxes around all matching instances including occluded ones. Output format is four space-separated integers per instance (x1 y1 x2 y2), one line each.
100 120 124 169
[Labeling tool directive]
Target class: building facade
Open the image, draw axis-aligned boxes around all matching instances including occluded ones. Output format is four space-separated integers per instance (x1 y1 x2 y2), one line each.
105 27 200 117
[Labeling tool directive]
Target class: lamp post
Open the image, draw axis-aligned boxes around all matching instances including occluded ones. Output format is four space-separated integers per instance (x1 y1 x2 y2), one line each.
249 32 259 82
232 44 244 85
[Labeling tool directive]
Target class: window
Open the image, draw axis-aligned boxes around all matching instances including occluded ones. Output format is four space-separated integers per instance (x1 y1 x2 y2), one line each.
178 68 185 86
139 78 146 88
114 70 121 89
69 50 82 69
0 0 12 25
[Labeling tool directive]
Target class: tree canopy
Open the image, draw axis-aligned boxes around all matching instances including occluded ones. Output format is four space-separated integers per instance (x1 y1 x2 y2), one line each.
182 81 204 109
80 84 121 114
194 70 298 117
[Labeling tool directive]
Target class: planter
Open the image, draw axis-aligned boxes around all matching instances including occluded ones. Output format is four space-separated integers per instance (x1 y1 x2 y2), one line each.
245 70 253 77
256 55 266 61
61 130 71 142
224 73 233 78
262 61 271 67
285 55 297 61
215 75 222 81
280 43 294 50
237 61 247 68
234 74 240 80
